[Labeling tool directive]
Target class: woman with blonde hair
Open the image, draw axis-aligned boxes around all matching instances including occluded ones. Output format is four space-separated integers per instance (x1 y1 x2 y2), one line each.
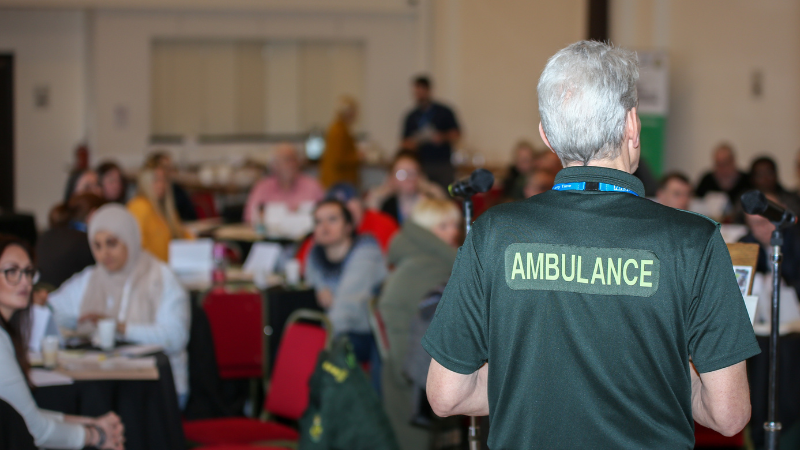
377 197 461 449
127 160 188 262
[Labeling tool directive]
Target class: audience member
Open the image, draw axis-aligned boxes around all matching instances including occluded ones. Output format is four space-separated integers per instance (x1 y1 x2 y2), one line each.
538 150 564 178
295 183 399 271
49 205 190 407
795 148 800 194
401 76 461 188
655 172 693 211
695 143 751 203
740 196 800 324
96 161 128 204
146 151 197 222
37 193 106 288
0 235 124 449
320 96 360 188
365 150 446 224
502 140 538 200
523 169 557 199
244 143 325 224
62 168 102 204
127 163 189 262
749 156 800 215
327 183 399 251
304 200 387 382
378 198 460 450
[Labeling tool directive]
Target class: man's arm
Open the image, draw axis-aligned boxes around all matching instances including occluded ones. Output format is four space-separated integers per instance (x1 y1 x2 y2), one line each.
426 359 489 417
690 361 751 436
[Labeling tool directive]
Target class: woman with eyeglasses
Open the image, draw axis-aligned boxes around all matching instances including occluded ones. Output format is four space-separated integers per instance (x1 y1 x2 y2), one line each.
365 150 446 224
48 204 191 408
0 234 125 449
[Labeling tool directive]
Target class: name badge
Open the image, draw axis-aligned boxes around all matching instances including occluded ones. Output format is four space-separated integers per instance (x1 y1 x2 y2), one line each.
504 243 660 297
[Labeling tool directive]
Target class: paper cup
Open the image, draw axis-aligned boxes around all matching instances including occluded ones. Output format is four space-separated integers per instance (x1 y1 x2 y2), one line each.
41 335 59 369
97 318 116 351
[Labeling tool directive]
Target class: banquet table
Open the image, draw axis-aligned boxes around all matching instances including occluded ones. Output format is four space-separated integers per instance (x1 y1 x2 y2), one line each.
32 352 185 450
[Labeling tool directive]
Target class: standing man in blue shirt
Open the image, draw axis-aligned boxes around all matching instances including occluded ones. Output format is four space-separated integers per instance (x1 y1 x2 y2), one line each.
401 76 461 188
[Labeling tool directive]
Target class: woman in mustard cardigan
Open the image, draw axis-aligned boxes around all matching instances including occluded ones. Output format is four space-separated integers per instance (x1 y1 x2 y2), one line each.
319 96 360 189
127 161 189 262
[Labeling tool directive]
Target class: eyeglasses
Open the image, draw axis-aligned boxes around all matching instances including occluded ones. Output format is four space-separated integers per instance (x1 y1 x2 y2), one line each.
395 169 419 181
1 267 40 286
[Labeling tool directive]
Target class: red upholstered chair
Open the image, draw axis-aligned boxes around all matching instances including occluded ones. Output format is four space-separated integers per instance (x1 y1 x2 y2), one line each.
202 289 265 380
184 310 330 447
197 446 289 450
192 191 219 219
194 444 293 450
694 422 744 447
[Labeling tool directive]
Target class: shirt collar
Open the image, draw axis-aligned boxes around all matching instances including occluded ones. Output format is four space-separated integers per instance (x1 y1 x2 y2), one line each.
554 166 645 197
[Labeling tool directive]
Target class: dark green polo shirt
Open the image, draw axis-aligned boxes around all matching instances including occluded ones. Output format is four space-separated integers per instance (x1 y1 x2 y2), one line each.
423 166 760 449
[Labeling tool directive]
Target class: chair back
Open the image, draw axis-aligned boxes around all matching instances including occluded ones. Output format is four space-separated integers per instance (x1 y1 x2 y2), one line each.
265 309 330 420
202 288 264 379
368 296 390 361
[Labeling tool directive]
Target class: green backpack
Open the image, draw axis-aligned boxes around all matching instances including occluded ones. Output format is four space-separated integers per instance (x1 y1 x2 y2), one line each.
298 336 399 450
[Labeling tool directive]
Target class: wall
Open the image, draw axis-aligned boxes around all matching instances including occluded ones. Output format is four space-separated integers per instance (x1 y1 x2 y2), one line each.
430 0 587 164
0 10 86 227
89 9 419 167
611 0 800 188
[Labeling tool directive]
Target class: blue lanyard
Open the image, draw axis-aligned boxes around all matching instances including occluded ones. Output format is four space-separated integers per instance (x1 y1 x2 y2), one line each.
552 181 639 196
70 221 88 232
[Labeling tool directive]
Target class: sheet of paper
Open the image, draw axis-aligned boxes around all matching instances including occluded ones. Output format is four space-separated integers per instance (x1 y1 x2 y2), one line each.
115 344 163 357
264 202 314 239
743 295 758 325
30 368 73 387
243 242 282 275
27 305 51 353
169 239 214 273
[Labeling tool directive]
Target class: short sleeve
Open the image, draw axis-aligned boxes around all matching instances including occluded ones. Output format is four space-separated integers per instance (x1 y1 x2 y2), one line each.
688 230 761 373
440 106 459 132
422 231 487 374
402 112 416 138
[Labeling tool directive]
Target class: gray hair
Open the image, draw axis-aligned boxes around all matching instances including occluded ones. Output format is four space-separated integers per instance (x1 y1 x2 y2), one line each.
537 41 639 165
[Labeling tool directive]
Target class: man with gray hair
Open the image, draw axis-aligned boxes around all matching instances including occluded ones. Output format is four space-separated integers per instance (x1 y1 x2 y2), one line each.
423 41 759 448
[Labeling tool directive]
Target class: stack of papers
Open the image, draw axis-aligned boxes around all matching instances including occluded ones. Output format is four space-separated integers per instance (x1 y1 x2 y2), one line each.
30 369 73 387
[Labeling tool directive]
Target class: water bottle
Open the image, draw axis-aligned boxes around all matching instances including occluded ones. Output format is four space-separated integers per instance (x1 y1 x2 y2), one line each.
212 242 227 286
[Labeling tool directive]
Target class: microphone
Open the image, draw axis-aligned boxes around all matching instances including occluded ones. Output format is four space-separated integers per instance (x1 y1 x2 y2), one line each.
448 168 495 198
741 190 798 226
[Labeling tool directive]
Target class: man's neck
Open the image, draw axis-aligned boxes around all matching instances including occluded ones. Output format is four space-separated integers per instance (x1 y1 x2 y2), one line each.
324 237 353 263
565 157 634 174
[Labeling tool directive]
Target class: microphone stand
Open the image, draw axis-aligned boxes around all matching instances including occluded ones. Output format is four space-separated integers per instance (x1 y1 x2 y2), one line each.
765 226 786 450
461 196 480 450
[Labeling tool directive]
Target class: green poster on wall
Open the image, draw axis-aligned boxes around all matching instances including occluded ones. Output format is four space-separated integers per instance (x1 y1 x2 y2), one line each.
637 51 669 179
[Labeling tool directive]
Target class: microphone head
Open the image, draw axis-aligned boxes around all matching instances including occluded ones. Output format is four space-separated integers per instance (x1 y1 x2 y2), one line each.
741 190 768 216
469 168 495 194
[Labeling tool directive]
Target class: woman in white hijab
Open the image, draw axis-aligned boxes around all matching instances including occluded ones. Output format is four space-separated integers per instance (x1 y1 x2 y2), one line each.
49 204 191 407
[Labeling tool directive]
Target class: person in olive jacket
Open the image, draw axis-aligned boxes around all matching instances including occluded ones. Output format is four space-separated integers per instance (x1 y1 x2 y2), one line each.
377 198 460 450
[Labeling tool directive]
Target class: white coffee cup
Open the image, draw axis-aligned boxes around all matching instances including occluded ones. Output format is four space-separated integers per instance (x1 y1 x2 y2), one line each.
41 335 60 369
97 319 116 351
285 258 301 286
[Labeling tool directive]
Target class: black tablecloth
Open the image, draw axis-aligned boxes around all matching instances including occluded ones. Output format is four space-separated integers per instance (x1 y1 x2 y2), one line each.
0 399 36 450
33 352 185 450
748 333 800 448
266 286 321 374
